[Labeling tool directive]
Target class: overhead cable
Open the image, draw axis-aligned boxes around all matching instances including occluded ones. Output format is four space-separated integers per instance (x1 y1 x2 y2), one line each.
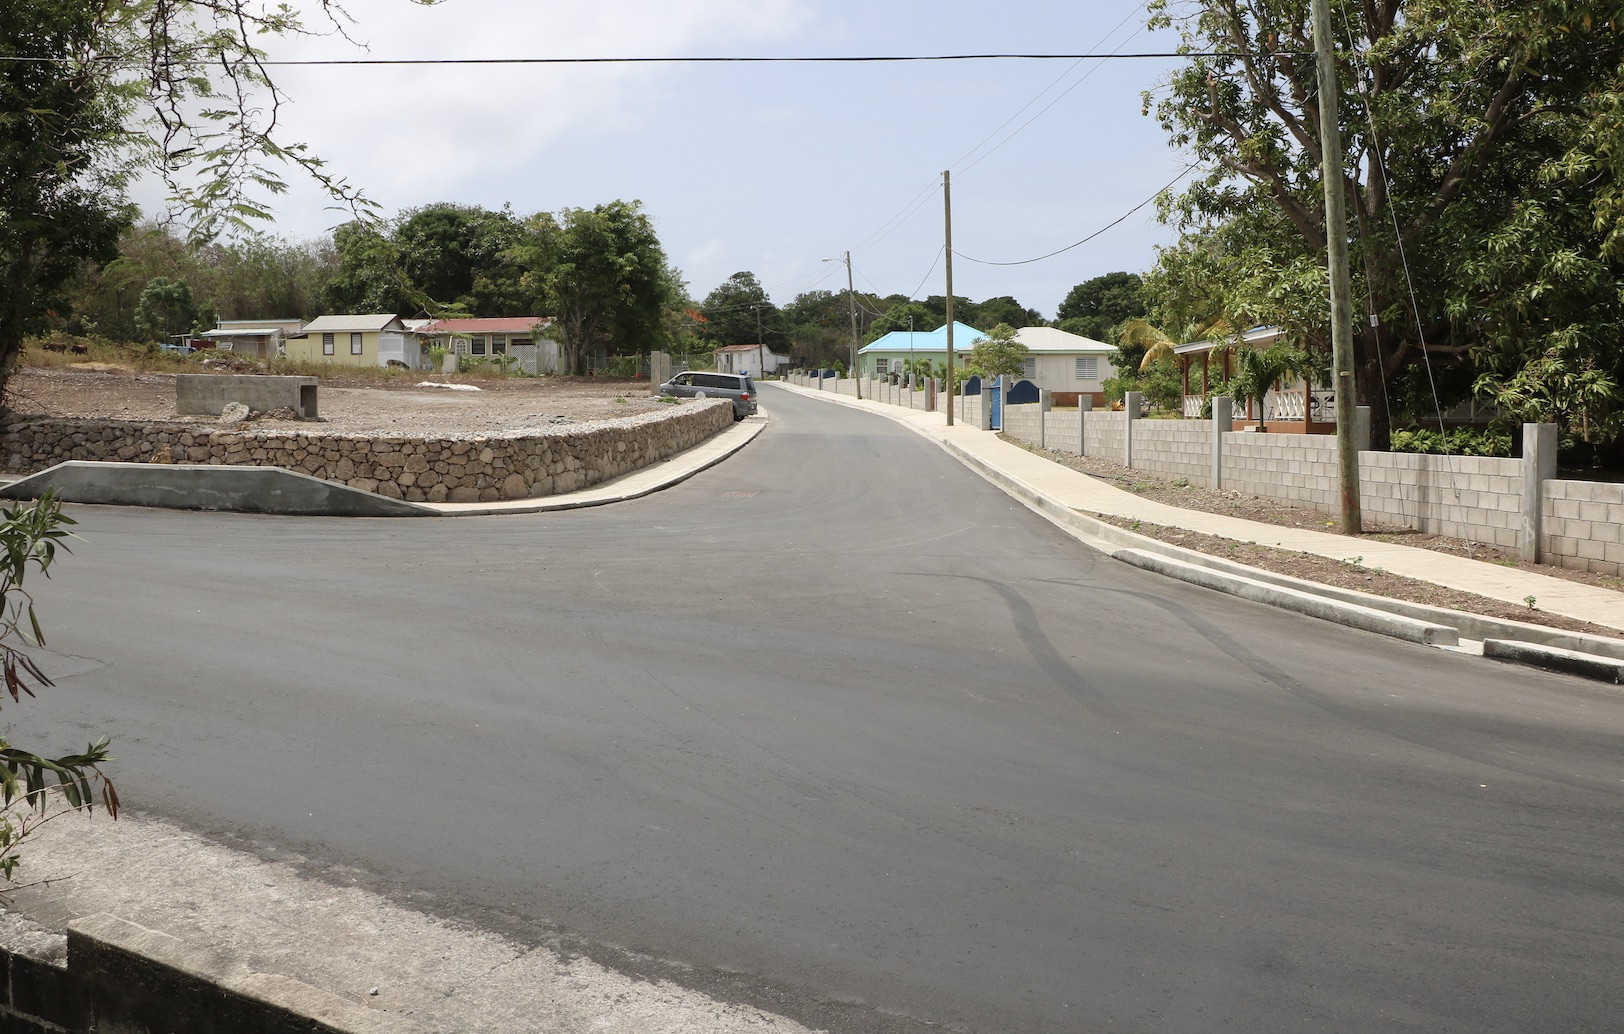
951 165 1196 267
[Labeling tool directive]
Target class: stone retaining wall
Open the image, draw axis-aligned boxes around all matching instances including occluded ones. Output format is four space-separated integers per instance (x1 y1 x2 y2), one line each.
0 400 733 504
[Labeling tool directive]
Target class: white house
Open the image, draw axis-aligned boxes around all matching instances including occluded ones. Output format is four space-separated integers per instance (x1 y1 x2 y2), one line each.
715 343 790 377
1010 326 1118 406
416 317 557 374
858 323 1117 405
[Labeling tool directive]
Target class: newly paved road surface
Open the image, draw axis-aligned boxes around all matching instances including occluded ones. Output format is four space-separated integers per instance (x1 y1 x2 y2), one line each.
21 384 1624 1032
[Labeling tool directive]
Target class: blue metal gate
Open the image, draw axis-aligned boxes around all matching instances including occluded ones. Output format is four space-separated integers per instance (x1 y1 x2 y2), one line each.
989 377 1003 430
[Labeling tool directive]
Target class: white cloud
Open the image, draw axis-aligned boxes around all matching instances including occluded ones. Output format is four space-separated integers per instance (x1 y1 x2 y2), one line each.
134 0 815 233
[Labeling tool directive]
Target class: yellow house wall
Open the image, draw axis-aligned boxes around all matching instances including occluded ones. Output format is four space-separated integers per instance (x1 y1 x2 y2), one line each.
285 331 381 367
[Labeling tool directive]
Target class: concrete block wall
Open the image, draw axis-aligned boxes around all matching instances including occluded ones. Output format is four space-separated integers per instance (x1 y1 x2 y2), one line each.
1127 422 1211 485
1222 432 1343 509
1543 479 1624 575
1043 409 1081 454
1002 404 1041 440
1084 411 1127 462
0 401 733 504
960 393 983 427
1360 451 1522 548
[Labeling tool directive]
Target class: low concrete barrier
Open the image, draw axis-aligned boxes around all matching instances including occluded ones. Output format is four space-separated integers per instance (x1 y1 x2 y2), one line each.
0 462 435 516
1 912 414 1034
176 374 318 419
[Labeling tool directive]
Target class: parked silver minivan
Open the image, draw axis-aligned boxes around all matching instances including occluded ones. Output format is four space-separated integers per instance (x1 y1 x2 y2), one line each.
659 371 757 420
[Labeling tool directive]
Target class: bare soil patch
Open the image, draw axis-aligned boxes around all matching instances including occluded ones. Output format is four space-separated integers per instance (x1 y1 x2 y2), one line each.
2 365 672 434
1001 435 1624 638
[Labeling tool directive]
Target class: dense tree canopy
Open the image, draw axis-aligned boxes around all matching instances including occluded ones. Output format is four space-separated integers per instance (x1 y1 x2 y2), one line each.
1145 0 1624 442
1 0 133 376
1055 272 1146 342
863 302 937 344
780 289 857 368
695 272 786 350
511 200 680 375
972 296 1043 332
328 204 526 317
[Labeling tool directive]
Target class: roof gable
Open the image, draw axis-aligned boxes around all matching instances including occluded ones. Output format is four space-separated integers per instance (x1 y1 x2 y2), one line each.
301 314 405 333
418 317 552 335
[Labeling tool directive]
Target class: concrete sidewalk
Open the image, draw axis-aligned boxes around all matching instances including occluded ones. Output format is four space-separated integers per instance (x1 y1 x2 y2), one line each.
772 381 1624 636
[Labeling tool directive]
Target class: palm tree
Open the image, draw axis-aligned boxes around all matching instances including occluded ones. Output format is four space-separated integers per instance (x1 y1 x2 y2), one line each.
1121 317 1237 373
1230 343 1319 432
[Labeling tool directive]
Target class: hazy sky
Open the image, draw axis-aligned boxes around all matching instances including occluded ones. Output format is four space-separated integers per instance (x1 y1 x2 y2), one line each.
153 0 1193 319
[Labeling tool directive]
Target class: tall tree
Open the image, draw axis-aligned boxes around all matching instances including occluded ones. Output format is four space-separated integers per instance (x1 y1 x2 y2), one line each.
864 302 937 344
973 296 1043 332
0 0 133 375
4 0 427 383
1055 272 1145 341
1146 0 1624 444
696 272 785 349
781 290 853 367
515 201 679 375
133 277 197 341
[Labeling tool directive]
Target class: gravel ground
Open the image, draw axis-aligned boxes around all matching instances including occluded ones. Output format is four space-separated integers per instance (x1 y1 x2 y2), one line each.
2 365 672 434
1001 434 1624 638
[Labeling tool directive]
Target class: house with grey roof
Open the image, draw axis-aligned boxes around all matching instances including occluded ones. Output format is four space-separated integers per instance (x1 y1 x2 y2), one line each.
286 314 415 368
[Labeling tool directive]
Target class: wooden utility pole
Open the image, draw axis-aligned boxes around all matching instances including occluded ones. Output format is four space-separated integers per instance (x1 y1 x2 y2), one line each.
943 170 956 426
1312 0 1361 534
843 250 861 399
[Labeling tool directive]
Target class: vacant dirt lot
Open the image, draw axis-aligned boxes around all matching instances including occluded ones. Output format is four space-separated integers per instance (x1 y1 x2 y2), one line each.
2 366 671 434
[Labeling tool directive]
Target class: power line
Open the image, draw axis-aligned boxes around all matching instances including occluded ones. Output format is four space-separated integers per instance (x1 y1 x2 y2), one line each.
949 4 1148 176
951 165 1196 267
0 51 1266 68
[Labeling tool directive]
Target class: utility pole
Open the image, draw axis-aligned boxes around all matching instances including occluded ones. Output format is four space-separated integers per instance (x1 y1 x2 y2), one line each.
943 170 955 426
1312 0 1361 534
843 250 861 399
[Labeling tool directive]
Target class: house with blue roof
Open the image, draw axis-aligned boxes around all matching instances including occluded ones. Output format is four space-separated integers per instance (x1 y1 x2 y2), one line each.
858 322 983 378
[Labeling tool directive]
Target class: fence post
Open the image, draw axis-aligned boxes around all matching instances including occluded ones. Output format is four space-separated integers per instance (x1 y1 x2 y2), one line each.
1036 390 1049 449
1077 396 1091 456
1354 406 1372 453
1211 395 1231 490
1520 422 1557 562
1124 391 1141 468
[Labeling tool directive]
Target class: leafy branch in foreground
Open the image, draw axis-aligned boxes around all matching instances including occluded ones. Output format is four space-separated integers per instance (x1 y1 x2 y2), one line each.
0 493 116 894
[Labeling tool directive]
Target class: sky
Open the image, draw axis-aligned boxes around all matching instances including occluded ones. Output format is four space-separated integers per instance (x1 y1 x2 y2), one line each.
139 0 1194 321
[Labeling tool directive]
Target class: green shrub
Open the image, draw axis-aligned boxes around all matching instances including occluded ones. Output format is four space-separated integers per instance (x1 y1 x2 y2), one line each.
1389 427 1513 457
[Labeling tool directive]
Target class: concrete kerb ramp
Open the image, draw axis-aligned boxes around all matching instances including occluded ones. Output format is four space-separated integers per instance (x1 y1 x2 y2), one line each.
0 461 434 517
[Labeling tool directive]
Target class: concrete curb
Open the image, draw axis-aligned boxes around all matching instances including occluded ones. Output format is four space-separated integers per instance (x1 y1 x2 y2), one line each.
1114 548 1459 646
1482 640 1624 685
418 412 767 516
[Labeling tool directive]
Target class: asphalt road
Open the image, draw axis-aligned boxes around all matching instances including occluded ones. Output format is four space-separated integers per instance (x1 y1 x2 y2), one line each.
18 383 1624 1033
